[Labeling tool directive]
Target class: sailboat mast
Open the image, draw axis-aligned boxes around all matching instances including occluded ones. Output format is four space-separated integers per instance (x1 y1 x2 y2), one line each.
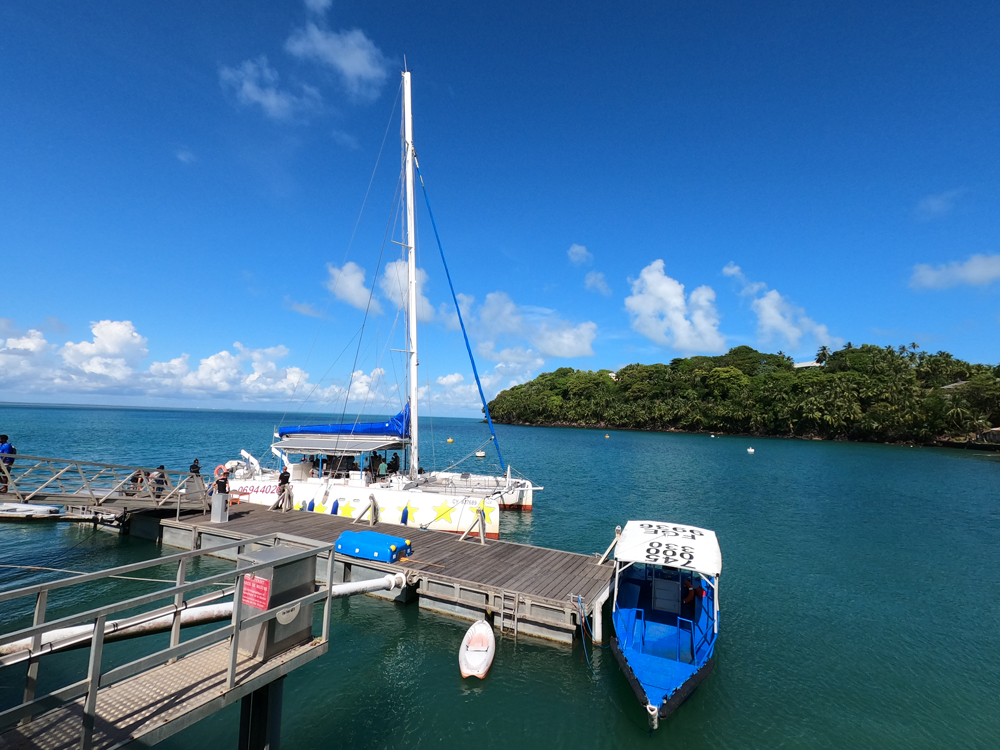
403 70 419 479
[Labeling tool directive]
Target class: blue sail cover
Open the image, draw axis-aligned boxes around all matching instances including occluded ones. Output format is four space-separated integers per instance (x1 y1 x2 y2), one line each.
277 404 410 439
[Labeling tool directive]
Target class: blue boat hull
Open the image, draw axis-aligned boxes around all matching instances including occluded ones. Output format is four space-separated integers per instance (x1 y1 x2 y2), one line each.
611 636 715 721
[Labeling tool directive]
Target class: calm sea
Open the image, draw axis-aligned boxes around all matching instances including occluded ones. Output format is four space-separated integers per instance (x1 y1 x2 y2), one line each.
1 403 998 748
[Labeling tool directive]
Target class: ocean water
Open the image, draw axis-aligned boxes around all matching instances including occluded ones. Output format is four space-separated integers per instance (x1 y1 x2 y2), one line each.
1 403 999 748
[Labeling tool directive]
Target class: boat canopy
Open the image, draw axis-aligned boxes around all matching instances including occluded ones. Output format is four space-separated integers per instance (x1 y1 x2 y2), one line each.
614 520 722 578
270 435 406 456
277 404 410 439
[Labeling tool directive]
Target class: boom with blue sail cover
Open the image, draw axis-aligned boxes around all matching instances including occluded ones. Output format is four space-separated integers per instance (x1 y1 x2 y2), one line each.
277 404 410 439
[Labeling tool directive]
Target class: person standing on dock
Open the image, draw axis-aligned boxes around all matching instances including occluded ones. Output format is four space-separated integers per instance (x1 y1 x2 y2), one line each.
189 459 201 476
271 466 291 512
0 435 14 494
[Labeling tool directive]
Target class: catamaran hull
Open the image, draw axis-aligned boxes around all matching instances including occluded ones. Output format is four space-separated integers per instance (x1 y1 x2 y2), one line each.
428 472 535 511
228 478 500 539
610 637 715 722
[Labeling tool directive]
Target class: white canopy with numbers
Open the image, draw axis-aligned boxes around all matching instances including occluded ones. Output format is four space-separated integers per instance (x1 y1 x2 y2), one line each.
614 520 722 578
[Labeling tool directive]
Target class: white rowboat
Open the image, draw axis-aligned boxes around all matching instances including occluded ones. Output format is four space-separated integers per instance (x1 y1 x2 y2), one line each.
459 619 495 679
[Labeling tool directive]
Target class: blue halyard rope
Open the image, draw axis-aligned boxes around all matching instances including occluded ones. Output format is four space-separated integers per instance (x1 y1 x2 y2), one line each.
413 159 506 471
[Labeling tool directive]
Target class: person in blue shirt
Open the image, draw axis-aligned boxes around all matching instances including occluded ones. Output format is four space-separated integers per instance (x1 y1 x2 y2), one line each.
0 435 14 494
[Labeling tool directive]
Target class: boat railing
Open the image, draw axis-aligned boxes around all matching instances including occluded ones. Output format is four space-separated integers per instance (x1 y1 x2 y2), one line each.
630 609 646 653
676 616 696 664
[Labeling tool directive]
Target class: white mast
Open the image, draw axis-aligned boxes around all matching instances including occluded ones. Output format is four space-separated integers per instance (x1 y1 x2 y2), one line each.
403 70 419 479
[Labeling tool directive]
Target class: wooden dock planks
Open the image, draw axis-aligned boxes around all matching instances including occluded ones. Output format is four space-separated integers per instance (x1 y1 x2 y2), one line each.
164 505 612 617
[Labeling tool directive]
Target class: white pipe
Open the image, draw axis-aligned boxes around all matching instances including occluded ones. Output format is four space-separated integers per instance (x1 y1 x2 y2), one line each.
2 574 407 661
331 573 407 599
0 603 234 658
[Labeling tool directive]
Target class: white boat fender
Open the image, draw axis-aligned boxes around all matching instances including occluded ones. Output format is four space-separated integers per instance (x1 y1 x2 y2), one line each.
646 704 659 730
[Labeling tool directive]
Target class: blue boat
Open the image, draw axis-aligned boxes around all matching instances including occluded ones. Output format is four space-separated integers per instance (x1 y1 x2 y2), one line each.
610 520 722 729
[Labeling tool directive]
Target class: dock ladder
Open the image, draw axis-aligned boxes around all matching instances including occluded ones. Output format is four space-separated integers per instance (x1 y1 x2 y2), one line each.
499 591 519 638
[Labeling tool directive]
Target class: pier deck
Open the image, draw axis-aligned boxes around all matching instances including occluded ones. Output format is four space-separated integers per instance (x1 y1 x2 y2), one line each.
161 505 614 644
0 640 320 750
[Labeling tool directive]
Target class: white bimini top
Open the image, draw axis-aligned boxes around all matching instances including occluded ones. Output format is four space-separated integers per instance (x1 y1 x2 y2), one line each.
614 520 722 578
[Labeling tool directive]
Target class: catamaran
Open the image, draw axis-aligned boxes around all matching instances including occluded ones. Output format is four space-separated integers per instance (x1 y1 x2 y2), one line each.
608 520 722 729
222 69 538 538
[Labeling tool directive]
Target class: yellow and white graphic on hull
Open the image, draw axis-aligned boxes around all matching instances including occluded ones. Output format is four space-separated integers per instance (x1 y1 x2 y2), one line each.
232 478 500 537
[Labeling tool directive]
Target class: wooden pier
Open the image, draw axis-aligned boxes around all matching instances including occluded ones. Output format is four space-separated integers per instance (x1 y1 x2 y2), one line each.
159 505 615 645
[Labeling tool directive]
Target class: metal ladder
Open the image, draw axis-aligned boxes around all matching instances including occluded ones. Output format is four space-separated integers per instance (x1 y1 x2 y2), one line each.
499 591 519 638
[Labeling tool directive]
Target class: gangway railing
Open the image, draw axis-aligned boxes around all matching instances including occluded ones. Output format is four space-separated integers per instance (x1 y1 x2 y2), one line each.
0 454 211 512
0 533 337 749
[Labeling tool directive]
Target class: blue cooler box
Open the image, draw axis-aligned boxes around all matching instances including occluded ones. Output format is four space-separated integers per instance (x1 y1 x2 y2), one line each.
335 530 413 563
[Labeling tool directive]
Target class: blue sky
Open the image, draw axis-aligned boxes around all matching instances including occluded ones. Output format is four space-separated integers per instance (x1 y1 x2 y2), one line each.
2 0 999 416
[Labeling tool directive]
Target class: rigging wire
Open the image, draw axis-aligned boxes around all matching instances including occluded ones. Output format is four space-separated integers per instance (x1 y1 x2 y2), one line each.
275 79 403 428
412 156 506 471
331 166 405 452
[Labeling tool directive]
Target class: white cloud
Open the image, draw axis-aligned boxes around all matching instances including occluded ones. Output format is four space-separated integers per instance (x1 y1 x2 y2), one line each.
625 260 726 353
219 56 320 120
61 320 149 381
474 291 596 359
725 264 843 351
567 243 593 265
285 25 388 100
331 129 360 150
175 148 196 164
379 259 434 322
0 318 394 406
285 297 324 318
325 261 381 313
533 322 597 358
5 330 49 354
585 271 611 296
722 262 766 295
916 189 964 220
439 293 475 331
436 372 465 387
304 0 331 13
910 254 1000 289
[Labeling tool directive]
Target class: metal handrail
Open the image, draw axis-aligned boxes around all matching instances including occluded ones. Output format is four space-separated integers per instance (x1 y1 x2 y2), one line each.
0 454 211 510
0 533 336 747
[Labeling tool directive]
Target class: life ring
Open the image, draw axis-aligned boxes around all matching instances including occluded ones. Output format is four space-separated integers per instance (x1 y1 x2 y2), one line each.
214 464 227 479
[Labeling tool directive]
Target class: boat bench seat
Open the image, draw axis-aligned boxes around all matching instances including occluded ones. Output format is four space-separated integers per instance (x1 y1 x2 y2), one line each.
468 634 491 652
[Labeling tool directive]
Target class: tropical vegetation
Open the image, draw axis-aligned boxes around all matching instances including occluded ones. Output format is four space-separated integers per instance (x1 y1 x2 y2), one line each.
486 344 1000 444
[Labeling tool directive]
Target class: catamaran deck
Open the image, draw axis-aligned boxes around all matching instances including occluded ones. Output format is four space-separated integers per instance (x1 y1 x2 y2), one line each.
159 505 613 644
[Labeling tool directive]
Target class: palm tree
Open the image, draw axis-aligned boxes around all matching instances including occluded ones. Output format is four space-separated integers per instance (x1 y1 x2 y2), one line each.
816 345 830 365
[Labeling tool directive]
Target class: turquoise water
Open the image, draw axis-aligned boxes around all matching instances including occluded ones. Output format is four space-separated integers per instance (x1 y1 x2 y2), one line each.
1 403 999 748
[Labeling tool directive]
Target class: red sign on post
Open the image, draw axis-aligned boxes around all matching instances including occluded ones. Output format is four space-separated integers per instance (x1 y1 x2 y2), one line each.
242 574 271 610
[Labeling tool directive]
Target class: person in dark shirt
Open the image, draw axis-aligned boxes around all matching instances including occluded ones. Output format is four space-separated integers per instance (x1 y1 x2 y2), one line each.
215 471 229 495
387 453 400 474
271 467 291 512
0 435 14 494
189 459 201 475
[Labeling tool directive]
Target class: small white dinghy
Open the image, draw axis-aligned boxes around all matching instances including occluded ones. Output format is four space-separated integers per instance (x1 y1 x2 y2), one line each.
475 450 487 458
459 619 495 679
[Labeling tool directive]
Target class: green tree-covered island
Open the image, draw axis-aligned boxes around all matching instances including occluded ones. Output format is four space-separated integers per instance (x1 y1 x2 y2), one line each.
486 344 1000 445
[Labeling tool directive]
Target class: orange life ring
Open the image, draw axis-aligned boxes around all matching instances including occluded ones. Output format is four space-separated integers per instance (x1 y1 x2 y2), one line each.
214 464 227 479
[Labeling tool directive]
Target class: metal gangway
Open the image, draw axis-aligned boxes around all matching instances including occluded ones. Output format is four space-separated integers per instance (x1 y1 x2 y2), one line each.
0 532 404 750
0 455 212 515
